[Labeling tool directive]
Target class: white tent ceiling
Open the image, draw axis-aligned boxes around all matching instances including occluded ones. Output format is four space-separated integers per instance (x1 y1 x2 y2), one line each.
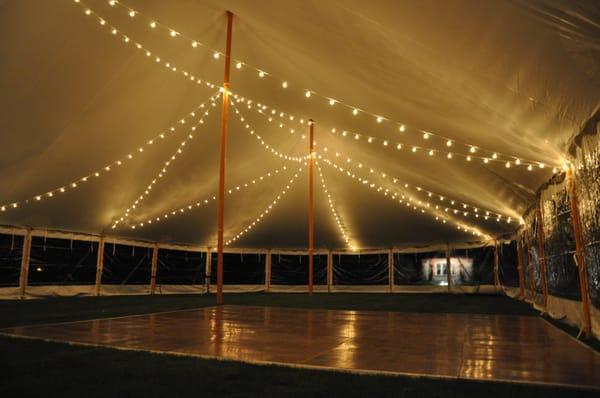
0 0 598 248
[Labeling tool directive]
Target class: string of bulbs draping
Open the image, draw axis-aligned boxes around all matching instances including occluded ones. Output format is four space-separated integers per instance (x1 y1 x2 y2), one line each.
319 156 492 240
225 166 305 246
232 94 519 223
0 92 220 214
233 92 558 171
125 165 292 230
316 162 357 250
111 95 220 229
81 0 564 170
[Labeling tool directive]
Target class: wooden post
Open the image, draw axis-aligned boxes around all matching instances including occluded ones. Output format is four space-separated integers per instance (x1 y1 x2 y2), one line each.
216 11 234 305
18 228 32 300
388 249 394 293
516 238 525 300
265 250 271 292
205 248 212 294
308 119 315 295
526 235 535 299
536 206 549 311
566 168 592 338
493 240 500 290
94 237 105 296
446 244 452 293
327 249 333 293
150 244 159 295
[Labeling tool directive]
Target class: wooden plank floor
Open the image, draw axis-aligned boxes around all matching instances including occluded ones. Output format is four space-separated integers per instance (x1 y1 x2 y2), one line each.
2 305 599 389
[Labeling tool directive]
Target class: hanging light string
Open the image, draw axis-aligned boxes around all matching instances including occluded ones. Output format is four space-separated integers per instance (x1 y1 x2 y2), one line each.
318 146 518 224
0 91 220 213
229 100 310 162
74 1 219 91
230 96 520 223
320 154 515 227
316 162 357 250
111 96 220 229
233 93 558 171
319 155 493 240
225 166 305 246
81 0 562 170
126 165 292 230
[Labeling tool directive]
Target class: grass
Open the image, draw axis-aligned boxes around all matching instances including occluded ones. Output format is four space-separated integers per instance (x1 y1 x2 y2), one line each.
0 293 596 397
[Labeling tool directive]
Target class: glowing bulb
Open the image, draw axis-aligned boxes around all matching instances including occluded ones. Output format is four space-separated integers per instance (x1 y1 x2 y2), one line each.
446 140 453 147
282 81 288 88
483 158 489 164
447 153 453 159
539 163 545 169
170 30 177 37
109 0 116 6
84 9 91 15
466 155 472 161
527 164 533 171
305 90 311 98
412 147 417 153
236 62 242 69
423 132 429 139
258 71 265 78
213 52 220 59
470 146 476 153
428 150 434 156
492 153 498 159
376 116 383 123
396 144 402 150
129 10 136 17
99 19 106 25
399 125 405 132
150 21 157 28
111 28 118 35
352 108 358 116
505 161 511 168
329 99 335 106
515 158 521 165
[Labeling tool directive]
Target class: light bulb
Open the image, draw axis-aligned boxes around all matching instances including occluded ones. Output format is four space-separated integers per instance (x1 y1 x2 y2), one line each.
85 9 91 15
329 99 335 106
376 116 383 123
352 108 358 116
129 10 135 17
109 0 116 6
305 90 311 98
492 153 498 159
428 150 434 156
170 30 177 37
282 81 288 88
150 21 157 28
258 71 265 78
423 132 429 139
213 52 220 59
399 125 405 132
446 140 453 147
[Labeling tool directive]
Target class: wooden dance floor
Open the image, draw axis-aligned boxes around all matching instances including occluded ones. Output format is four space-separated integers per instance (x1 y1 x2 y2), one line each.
2 305 599 389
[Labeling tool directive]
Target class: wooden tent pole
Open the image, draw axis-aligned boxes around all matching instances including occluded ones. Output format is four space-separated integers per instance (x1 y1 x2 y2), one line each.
94 237 105 296
18 228 32 300
566 168 592 338
493 240 500 290
216 11 233 305
308 119 315 295
446 243 452 293
327 249 333 293
265 249 271 293
205 248 212 294
536 206 549 311
388 248 394 293
526 235 534 299
150 244 159 295
516 238 525 300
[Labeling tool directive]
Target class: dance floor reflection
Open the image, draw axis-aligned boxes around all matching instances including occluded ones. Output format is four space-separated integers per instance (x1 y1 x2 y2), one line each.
2 305 599 388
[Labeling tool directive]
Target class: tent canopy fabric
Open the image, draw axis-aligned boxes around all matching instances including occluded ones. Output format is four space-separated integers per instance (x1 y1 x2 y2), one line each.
0 0 598 249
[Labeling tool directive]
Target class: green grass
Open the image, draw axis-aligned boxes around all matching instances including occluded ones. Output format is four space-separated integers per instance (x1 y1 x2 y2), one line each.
0 293 595 397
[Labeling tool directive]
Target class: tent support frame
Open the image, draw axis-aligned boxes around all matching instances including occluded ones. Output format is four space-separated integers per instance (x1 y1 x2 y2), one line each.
150 244 159 295
216 11 234 305
536 206 549 311
516 237 525 300
18 228 32 300
566 168 592 338
94 237 105 296
308 119 314 295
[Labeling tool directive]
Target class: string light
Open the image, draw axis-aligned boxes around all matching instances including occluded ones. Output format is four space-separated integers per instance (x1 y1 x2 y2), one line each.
1 92 220 213
316 147 515 223
128 166 291 229
319 156 492 240
317 162 357 250
87 0 559 171
225 167 304 246
111 94 221 229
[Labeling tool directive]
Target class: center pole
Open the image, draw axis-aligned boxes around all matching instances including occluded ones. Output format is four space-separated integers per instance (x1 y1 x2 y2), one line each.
308 119 315 295
216 11 233 305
